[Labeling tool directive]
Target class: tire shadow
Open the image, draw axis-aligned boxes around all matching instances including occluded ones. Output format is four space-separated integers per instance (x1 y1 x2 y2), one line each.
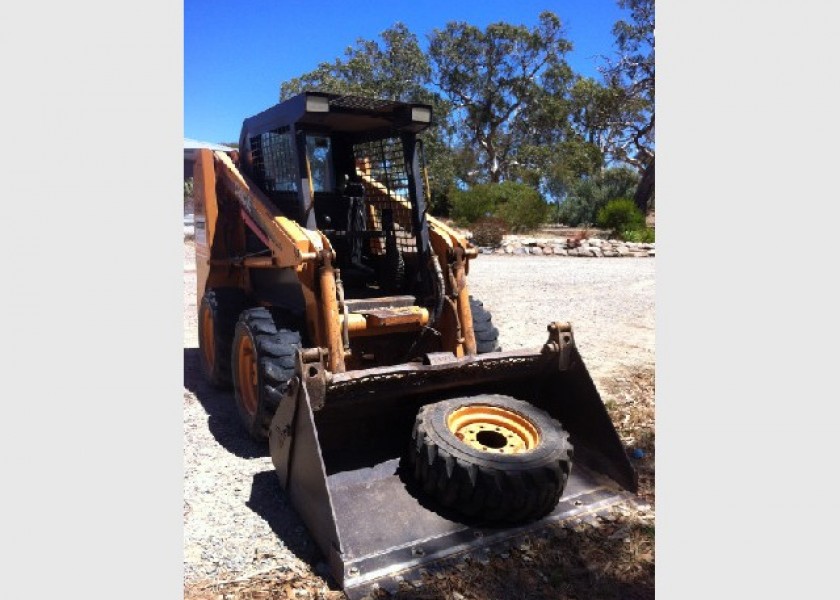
184 347 269 459
394 456 500 529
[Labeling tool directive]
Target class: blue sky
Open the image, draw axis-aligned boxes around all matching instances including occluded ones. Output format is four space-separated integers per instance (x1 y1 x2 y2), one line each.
185 0 630 143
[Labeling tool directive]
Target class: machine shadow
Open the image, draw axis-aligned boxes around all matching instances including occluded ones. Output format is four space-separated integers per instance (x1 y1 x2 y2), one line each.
183 347 269 459
184 347 338 587
247 470 339 589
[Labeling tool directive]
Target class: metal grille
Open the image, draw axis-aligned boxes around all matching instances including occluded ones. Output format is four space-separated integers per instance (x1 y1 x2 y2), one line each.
250 127 297 193
353 137 416 256
417 140 430 206
330 95 399 113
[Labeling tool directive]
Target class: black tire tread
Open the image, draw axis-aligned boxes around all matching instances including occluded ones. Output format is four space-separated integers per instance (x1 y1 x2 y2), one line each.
199 288 250 388
408 395 572 524
232 307 302 440
379 248 406 294
469 296 501 354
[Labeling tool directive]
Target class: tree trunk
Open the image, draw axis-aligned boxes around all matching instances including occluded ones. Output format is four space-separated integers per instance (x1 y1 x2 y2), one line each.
487 139 501 183
633 156 655 213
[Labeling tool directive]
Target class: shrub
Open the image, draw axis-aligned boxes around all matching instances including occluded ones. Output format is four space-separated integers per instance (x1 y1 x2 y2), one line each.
555 194 593 226
493 182 549 232
596 198 645 237
450 181 548 232
450 186 494 226
621 227 656 243
471 217 508 247
184 177 194 200
556 167 640 226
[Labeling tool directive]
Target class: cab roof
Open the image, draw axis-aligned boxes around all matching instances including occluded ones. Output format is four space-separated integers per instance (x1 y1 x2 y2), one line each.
240 91 433 140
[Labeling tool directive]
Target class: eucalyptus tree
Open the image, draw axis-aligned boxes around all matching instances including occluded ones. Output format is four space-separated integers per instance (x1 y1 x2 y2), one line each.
280 23 431 102
428 12 576 185
601 0 655 211
278 24 456 213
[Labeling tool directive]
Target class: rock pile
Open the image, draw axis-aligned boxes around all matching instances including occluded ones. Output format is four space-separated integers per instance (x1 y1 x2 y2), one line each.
477 236 655 258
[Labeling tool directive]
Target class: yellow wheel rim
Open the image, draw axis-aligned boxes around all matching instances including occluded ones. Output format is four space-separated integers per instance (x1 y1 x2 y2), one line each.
236 334 259 416
447 405 540 454
200 307 215 371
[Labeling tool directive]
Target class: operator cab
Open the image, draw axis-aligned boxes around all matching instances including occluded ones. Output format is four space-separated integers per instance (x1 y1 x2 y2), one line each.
238 92 434 299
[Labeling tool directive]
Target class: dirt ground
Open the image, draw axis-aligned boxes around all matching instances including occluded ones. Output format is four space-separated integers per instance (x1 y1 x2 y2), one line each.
183 240 655 599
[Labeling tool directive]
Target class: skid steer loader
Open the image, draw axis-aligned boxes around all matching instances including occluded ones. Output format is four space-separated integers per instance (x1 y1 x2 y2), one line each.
193 92 637 598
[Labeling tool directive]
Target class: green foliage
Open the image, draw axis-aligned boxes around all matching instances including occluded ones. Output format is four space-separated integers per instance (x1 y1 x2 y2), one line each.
451 181 547 232
554 195 589 227
279 23 458 214
273 12 655 214
494 182 549 232
420 130 457 216
596 198 645 237
184 177 194 200
568 77 623 148
515 139 603 199
450 186 495 226
471 217 508 247
516 70 608 196
621 227 655 243
429 12 573 183
280 23 431 102
602 0 655 206
556 167 639 226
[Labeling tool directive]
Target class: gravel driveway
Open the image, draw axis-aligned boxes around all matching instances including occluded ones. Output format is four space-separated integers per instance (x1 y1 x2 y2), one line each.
182 243 655 588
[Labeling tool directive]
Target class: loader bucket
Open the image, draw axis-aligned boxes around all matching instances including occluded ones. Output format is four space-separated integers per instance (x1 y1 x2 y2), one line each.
269 324 637 599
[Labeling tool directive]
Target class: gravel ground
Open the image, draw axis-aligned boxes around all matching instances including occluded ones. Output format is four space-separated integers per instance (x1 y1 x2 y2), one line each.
182 240 655 592
466 255 655 382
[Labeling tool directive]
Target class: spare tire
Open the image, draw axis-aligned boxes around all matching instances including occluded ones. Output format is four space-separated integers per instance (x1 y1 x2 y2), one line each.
408 394 573 523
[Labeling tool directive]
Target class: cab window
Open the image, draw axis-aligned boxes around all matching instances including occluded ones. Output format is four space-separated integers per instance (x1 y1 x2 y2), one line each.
306 135 334 193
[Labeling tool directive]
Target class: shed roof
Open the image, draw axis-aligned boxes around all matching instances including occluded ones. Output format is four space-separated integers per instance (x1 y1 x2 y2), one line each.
184 138 235 152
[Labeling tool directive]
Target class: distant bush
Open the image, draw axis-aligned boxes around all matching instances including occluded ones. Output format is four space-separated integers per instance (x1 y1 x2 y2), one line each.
555 194 593 227
622 227 656 243
471 217 508 247
451 181 548 233
494 182 549 232
596 198 645 237
450 186 494 226
556 167 640 226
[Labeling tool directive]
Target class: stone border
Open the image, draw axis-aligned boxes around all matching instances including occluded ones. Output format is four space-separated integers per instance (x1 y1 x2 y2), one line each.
183 217 654 258
478 237 655 257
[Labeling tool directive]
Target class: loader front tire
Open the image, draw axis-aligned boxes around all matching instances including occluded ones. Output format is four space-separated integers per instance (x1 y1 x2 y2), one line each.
408 394 572 524
470 296 501 353
198 288 249 388
232 308 302 441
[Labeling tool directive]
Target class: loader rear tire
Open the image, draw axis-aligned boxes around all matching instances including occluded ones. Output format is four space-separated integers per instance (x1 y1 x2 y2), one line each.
232 308 302 441
470 296 501 353
198 288 249 388
408 394 572 524
378 247 406 294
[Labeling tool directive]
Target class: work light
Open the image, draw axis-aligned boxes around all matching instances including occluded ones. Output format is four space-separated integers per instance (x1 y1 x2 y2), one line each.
411 106 431 123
